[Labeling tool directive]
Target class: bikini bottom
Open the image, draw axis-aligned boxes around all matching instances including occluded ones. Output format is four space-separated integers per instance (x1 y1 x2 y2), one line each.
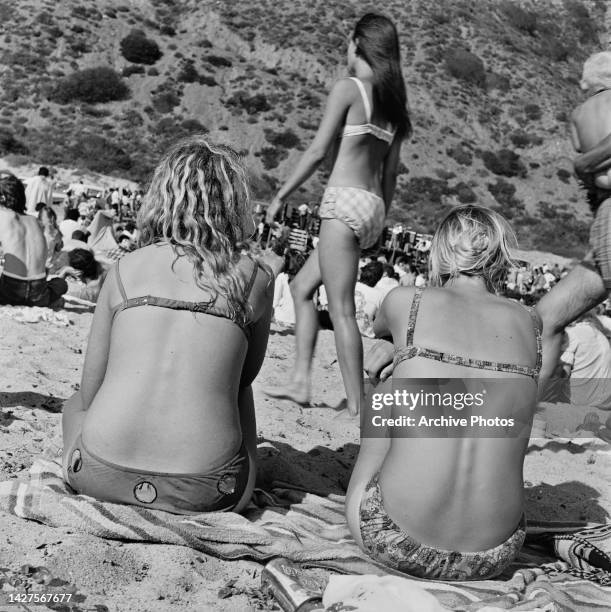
359 474 526 581
65 434 249 514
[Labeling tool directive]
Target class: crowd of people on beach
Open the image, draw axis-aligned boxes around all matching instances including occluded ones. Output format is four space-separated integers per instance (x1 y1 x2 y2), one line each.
1 12 610 584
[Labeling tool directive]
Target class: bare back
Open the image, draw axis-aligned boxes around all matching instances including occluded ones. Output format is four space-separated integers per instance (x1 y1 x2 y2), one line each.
81 243 273 473
0 208 48 277
328 79 395 197
380 287 539 551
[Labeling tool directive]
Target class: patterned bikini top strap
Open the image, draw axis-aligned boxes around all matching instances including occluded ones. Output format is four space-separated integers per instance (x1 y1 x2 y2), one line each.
527 306 543 376
405 287 424 345
114 258 128 309
349 77 372 122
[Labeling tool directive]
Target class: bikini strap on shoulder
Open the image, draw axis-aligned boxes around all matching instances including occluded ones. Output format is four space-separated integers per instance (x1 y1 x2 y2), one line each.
527 306 543 373
405 287 424 345
114 258 128 307
349 76 371 122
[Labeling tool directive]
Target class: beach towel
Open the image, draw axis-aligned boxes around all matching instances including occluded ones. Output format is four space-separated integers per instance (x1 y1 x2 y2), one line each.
0 459 610 611
0 305 71 326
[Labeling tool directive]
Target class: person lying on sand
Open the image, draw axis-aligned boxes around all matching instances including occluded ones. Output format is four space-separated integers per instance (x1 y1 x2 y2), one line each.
62 137 274 514
346 205 541 580
0 172 68 308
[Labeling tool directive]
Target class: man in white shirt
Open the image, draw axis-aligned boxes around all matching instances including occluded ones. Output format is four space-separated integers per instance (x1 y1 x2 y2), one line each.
375 265 399 298
560 317 611 408
25 167 53 215
59 208 82 240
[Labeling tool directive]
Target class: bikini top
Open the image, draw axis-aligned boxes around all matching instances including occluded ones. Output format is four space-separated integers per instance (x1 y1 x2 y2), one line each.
341 77 395 144
110 257 266 340
393 287 543 380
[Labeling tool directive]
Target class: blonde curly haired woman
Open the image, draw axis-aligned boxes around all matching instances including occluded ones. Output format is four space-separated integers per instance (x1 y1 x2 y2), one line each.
62 137 274 514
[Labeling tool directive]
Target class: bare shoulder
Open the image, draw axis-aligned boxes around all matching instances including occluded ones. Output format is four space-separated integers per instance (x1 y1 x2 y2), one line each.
329 77 359 101
381 285 417 314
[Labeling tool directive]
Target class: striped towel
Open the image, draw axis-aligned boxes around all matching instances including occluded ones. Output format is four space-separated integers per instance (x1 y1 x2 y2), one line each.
0 460 610 611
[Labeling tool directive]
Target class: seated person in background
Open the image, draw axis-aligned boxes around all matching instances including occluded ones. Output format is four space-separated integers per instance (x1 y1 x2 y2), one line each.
0 173 67 307
559 311 611 409
59 248 107 304
62 136 274 514
59 207 82 240
355 261 384 338
347 205 541 580
375 264 399 297
37 205 63 270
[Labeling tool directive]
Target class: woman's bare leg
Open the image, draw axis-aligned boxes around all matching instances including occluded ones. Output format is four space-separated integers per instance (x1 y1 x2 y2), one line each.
263 249 322 405
319 219 362 416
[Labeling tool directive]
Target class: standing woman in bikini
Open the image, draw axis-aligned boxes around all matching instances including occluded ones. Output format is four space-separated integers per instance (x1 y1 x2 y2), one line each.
265 13 411 416
62 137 274 514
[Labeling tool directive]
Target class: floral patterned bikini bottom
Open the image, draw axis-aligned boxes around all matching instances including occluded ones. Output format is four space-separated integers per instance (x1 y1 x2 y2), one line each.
359 474 526 581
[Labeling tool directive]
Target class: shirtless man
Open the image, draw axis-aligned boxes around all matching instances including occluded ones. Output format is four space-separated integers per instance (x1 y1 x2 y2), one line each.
0 172 67 307
536 52 611 382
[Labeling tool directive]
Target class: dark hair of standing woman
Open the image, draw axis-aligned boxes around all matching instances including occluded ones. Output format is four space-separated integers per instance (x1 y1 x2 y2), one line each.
353 13 412 139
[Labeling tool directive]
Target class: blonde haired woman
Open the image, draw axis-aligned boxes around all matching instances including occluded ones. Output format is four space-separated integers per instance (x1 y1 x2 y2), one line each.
62 137 273 514
347 205 542 580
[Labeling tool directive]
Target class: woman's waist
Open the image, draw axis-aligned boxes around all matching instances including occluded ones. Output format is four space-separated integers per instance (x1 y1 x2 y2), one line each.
378 455 525 550
82 404 243 474
324 182 385 201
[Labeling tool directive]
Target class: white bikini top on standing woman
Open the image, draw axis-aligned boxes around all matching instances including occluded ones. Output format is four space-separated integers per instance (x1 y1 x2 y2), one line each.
341 77 396 144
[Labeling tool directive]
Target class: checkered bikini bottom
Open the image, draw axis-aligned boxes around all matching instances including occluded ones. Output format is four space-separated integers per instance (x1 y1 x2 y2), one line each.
319 186 385 249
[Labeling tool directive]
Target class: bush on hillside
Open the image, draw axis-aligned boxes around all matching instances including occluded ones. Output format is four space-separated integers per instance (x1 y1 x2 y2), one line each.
206 55 232 68
49 67 129 104
70 134 131 173
152 91 180 113
445 47 486 88
177 61 199 83
264 128 301 149
501 2 537 35
487 178 525 218
481 149 527 178
0 128 28 155
120 30 162 65
259 146 288 170
453 182 477 203
225 91 270 115
557 168 572 184
446 144 473 166
122 64 145 77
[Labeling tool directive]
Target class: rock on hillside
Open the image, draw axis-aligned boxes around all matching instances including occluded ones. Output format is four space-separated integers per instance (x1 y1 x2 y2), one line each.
0 0 607 256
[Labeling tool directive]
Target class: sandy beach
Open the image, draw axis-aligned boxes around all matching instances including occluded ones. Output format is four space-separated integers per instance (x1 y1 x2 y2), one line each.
0 307 609 611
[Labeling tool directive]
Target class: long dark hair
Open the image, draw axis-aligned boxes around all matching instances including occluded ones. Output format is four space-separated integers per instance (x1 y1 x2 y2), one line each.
353 13 411 139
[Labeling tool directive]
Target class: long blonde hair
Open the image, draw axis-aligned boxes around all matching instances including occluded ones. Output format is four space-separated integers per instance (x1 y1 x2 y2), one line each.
429 205 517 293
138 135 255 325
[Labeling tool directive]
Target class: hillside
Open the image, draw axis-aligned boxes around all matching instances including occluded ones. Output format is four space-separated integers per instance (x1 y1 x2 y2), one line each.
0 0 607 257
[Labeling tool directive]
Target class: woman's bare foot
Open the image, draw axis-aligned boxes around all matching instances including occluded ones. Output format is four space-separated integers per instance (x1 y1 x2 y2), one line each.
331 398 359 419
262 382 311 407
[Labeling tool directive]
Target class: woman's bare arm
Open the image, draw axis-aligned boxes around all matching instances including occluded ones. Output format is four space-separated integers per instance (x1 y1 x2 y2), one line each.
79 264 118 409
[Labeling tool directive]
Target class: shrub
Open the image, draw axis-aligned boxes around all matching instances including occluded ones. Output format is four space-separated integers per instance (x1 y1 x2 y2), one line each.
524 104 542 121
177 61 199 83
481 149 527 178
453 182 477 203
152 91 180 113
446 144 473 166
444 47 486 88
402 176 452 205
70 134 131 172
147 67 160 76
225 91 270 114
487 178 525 218
260 146 288 170
199 75 217 87
49 67 129 104
264 128 301 149
0 128 28 154
122 64 145 77
557 168 572 184
120 30 162 65
501 2 537 35
206 55 232 68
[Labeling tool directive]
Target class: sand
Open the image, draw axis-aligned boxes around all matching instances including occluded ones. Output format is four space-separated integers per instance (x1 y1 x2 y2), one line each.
0 310 609 611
